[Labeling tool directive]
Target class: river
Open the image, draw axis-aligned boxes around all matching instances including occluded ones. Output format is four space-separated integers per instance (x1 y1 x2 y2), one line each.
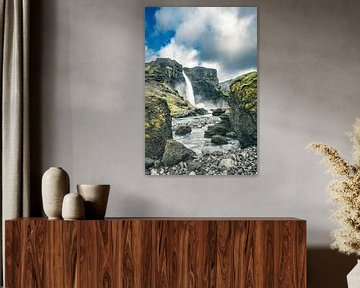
172 112 240 155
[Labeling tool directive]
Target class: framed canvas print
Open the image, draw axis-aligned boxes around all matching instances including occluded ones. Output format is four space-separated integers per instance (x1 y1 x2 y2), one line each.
145 7 257 175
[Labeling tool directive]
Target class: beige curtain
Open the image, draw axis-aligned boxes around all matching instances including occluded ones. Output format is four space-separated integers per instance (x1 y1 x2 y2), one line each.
0 0 30 284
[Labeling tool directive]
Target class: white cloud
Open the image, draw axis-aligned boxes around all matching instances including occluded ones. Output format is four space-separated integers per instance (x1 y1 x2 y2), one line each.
154 7 192 32
158 39 199 67
153 7 257 81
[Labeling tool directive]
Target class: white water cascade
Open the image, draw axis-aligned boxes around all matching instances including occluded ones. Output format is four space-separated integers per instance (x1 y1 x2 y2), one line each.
182 70 196 106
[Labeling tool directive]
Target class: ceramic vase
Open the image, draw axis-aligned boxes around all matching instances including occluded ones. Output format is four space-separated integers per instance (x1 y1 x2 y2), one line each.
42 167 70 219
77 184 110 219
347 259 360 287
62 192 85 220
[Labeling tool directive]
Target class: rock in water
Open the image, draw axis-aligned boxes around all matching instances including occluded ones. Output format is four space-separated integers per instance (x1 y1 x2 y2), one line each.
204 123 228 138
219 113 232 128
204 111 233 139
162 140 196 166
145 96 172 160
195 108 208 115
212 108 226 116
211 135 229 145
218 158 235 169
175 125 192 136
228 71 257 148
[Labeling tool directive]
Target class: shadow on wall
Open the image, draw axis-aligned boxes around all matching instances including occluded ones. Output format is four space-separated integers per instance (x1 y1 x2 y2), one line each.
308 248 357 288
29 0 46 216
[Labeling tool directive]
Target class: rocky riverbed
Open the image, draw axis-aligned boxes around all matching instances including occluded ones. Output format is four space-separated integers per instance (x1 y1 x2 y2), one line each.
145 107 257 176
145 146 257 175
145 58 258 176
172 110 239 155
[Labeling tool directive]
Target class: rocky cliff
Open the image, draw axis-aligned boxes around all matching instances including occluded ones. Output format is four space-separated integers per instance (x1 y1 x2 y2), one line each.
145 58 226 105
145 58 197 118
228 71 257 148
145 58 185 88
183 66 225 103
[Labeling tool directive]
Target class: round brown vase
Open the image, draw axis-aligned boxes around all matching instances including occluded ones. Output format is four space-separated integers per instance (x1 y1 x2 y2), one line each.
42 167 70 219
77 184 110 219
62 192 85 220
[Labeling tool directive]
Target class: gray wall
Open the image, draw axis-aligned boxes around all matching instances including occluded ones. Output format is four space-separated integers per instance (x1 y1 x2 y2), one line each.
31 0 360 254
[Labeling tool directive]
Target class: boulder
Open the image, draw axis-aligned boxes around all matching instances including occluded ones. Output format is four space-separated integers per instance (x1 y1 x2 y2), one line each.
150 168 159 175
204 111 234 139
175 125 192 136
228 71 257 148
212 108 226 116
195 108 208 115
145 96 172 160
211 135 229 145
201 147 212 156
219 113 232 127
204 123 228 138
162 140 196 166
218 158 235 169
187 160 202 172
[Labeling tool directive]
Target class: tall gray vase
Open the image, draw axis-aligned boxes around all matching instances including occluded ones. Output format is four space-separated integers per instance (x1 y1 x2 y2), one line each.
42 167 70 219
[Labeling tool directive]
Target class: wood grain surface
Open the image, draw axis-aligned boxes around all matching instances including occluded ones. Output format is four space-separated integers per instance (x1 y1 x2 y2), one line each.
5 218 306 287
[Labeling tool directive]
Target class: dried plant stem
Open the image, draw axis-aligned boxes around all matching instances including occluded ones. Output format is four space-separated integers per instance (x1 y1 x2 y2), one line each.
350 118 360 166
308 119 360 256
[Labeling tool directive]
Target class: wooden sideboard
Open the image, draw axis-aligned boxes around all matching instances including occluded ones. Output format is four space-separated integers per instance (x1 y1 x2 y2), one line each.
5 218 306 287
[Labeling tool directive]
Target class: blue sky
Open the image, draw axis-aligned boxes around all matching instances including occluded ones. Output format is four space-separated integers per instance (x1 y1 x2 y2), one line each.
145 7 174 51
145 7 257 81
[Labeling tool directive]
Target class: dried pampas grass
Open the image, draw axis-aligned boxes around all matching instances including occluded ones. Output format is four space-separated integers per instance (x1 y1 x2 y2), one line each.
308 118 360 256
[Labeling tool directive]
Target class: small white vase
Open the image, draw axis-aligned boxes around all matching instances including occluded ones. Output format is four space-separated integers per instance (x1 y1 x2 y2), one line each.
42 167 70 219
62 192 85 220
347 259 360 288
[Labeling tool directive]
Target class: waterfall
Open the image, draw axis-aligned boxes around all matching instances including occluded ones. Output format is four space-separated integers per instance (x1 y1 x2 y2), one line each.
182 70 196 106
